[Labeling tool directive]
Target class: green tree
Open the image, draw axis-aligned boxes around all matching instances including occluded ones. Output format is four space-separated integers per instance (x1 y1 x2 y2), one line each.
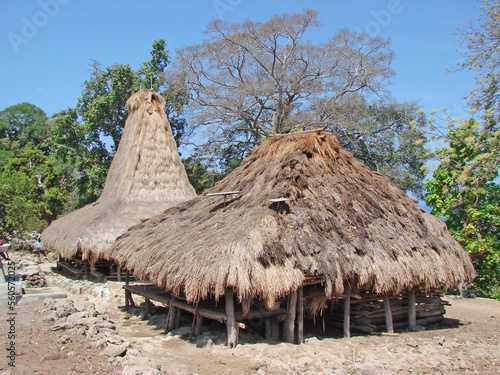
0 102 51 157
0 145 68 236
455 0 500 131
425 120 500 298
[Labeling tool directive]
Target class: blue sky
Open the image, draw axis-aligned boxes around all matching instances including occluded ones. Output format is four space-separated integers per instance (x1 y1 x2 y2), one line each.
1 0 480 123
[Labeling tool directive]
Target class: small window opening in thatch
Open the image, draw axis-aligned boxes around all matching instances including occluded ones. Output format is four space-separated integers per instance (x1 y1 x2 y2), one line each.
268 198 291 214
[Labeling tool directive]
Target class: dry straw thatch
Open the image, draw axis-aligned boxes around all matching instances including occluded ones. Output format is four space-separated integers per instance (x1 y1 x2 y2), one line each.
41 90 196 262
107 130 475 309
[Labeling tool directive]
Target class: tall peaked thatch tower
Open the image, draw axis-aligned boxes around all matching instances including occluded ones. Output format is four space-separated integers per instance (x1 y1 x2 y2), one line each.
41 90 196 263
107 129 475 344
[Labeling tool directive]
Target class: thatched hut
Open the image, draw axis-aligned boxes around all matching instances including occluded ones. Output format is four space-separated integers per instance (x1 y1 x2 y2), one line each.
41 90 196 274
107 129 474 345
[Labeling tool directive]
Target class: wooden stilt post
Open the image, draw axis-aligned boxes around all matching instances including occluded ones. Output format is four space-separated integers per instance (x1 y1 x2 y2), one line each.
284 290 298 343
174 307 181 329
144 298 151 319
167 295 177 331
296 286 304 344
125 270 130 286
265 318 272 339
344 284 351 338
125 289 130 309
408 289 417 331
195 315 204 336
116 264 122 281
383 295 394 333
271 318 280 340
225 288 239 348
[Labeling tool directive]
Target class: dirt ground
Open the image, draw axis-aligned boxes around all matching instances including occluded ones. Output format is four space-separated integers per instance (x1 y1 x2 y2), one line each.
1 256 500 375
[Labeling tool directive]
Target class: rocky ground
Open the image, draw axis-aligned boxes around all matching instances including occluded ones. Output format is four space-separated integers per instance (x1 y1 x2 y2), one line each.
1 250 500 375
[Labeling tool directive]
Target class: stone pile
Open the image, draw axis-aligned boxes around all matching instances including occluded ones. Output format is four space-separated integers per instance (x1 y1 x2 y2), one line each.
17 261 46 288
42 297 162 375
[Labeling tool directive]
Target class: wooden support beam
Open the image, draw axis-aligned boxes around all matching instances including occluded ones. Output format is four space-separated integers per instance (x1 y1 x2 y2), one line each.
167 296 177 331
125 289 130 310
284 291 298 343
408 289 417 331
195 315 204 336
125 270 130 286
117 264 122 282
174 306 181 329
144 298 152 319
265 318 272 339
271 318 280 340
344 284 351 338
296 286 304 344
383 295 394 333
225 288 239 348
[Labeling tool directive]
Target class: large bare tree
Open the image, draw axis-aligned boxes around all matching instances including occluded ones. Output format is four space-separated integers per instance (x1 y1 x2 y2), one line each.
171 9 429 196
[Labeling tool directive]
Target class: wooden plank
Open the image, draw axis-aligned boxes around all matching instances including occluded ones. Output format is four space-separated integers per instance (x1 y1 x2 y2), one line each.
56 260 83 277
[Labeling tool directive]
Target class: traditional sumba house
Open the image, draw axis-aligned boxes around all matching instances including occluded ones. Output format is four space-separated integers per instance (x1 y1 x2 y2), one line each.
107 129 475 346
41 90 196 278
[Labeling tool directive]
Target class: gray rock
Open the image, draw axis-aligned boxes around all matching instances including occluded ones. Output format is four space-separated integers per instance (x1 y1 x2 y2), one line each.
67 311 89 322
196 336 214 348
42 311 57 322
73 302 86 312
121 366 160 375
43 298 58 310
125 348 143 357
100 343 129 357
57 335 72 344
95 304 108 316
50 321 75 331
18 261 41 276
54 299 77 318
87 325 99 338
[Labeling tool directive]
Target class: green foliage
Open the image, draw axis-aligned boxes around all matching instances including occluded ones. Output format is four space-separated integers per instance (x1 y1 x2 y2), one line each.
0 145 68 235
425 119 500 299
0 102 51 152
182 155 242 195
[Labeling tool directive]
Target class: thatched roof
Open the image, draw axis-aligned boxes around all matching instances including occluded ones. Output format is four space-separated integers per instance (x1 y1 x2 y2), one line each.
41 90 196 262
107 130 475 309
